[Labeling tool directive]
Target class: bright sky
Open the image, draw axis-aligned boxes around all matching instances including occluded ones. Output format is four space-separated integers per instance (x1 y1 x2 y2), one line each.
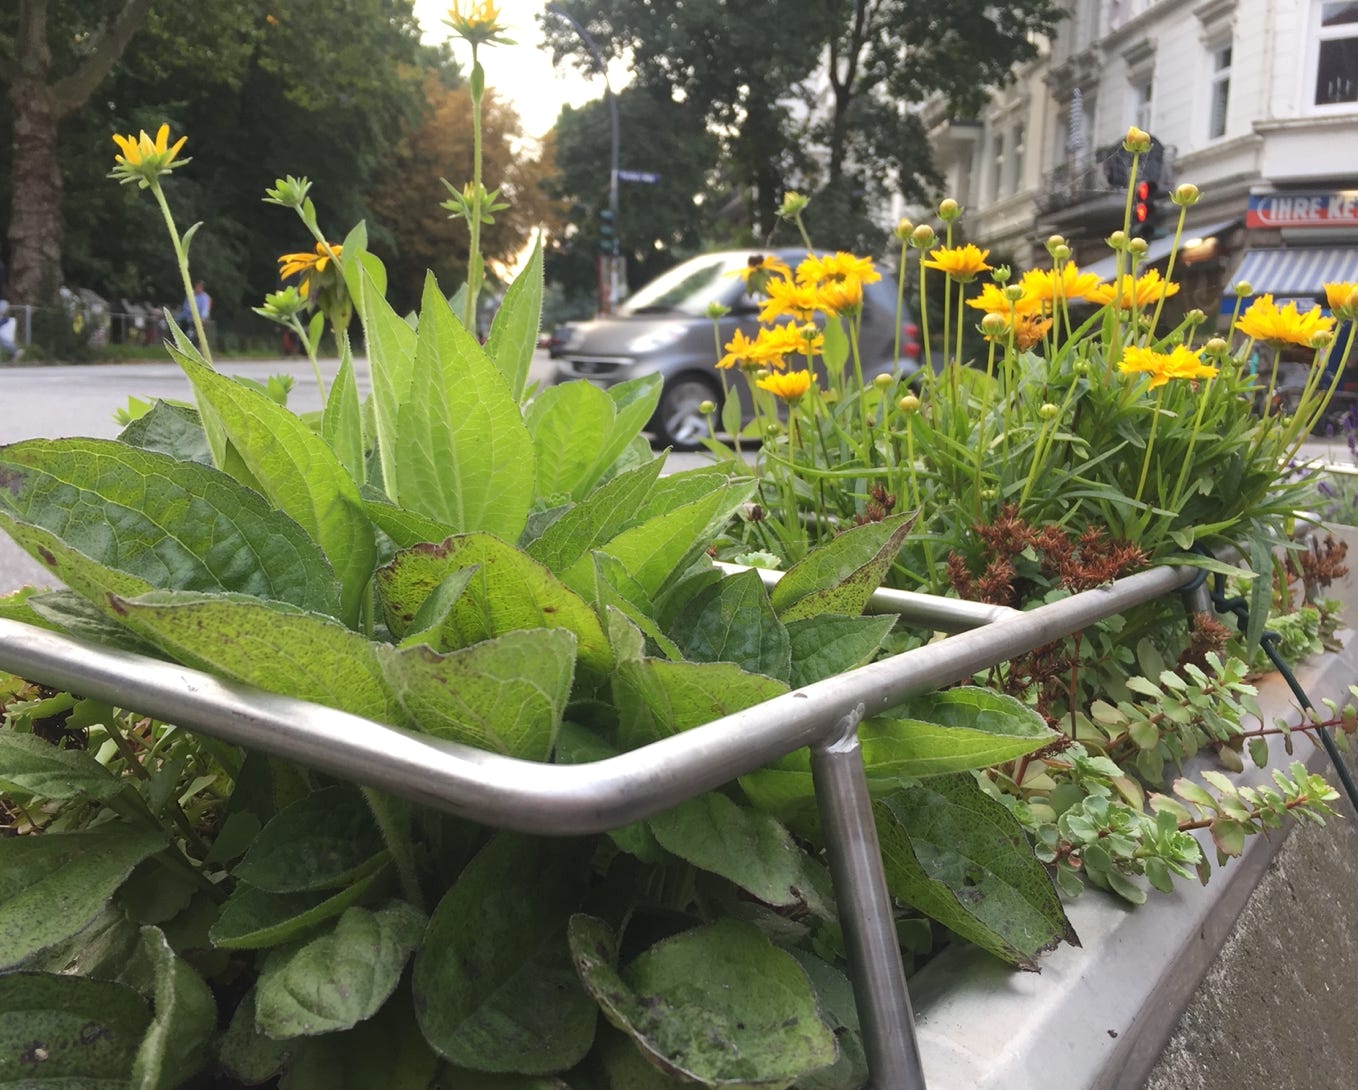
409 1 631 140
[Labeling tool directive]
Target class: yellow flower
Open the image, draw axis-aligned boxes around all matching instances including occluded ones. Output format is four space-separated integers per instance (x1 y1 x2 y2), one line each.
757 369 815 403
752 323 823 369
278 242 344 298
982 313 1053 351
816 278 864 316
717 328 759 370
921 244 992 282
1117 344 1219 389
1019 264 1102 306
446 0 511 46
1324 281 1358 321
1087 268 1179 309
796 252 881 287
1234 294 1336 348
735 254 792 285
110 123 189 187
758 277 823 323
965 282 1043 317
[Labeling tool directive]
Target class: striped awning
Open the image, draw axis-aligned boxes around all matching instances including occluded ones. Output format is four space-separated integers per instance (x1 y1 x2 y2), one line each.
1084 219 1240 281
1229 246 1358 297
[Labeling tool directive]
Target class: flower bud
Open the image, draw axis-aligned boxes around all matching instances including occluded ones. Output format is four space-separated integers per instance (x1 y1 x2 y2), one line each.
909 224 936 249
894 217 914 241
873 373 894 389
980 312 1009 337
1107 230 1129 251
1003 284 1025 302
698 400 716 415
1039 402 1060 420
980 488 998 501
1204 337 1229 356
898 394 921 415
1074 359 1091 376
1123 126 1152 153
1235 280 1253 297
764 423 783 440
1046 234 1067 255
1053 244 1072 263
1311 331 1335 351
706 302 731 319
991 264 1012 284
938 198 962 221
1173 183 1201 207
1129 237 1149 257
1185 308 1206 326
778 191 809 219
755 367 772 381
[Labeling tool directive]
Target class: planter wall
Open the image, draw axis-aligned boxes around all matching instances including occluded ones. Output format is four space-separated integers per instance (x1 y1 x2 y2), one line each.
909 631 1358 1090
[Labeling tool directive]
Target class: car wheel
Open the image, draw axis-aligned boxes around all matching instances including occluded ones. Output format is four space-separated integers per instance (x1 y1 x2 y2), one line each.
654 375 720 450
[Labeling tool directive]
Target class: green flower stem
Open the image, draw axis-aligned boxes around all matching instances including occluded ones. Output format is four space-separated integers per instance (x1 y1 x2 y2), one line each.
953 279 967 388
1284 323 1358 462
973 335 1000 516
290 316 328 402
465 51 487 332
1166 379 1214 514
1261 344 1284 421
362 787 425 911
1110 152 1141 363
1133 384 1166 507
1147 205 1189 340
903 415 921 513
918 257 934 394
149 179 212 366
849 318 871 442
712 322 742 457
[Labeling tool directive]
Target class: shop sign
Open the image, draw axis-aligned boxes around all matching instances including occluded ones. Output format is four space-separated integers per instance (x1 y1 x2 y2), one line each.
1247 192 1358 229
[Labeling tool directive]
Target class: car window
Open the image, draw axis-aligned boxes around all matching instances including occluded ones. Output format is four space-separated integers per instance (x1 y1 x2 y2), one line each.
619 253 751 317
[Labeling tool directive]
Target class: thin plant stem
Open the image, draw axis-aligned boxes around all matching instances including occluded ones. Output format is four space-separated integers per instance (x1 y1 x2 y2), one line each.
1134 384 1166 507
150 180 212 365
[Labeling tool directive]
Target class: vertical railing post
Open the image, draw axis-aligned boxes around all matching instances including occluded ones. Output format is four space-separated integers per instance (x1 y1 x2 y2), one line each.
811 704 927 1090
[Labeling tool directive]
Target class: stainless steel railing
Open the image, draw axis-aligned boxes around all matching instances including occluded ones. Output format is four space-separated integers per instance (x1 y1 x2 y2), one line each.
0 562 1195 1090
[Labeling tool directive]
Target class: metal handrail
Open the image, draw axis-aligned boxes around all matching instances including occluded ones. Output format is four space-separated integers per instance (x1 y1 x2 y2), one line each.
0 563 1195 1090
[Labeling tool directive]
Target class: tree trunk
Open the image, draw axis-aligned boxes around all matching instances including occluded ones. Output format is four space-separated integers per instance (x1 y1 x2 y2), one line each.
6 83 64 306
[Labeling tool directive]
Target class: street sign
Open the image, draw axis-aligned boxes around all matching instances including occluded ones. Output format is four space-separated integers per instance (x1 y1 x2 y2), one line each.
617 170 661 184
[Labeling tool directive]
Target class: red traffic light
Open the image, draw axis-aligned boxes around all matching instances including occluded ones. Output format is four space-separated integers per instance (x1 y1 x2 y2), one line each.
1134 180 1151 223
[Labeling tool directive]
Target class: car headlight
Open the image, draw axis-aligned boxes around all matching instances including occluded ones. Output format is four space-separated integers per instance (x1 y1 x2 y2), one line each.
627 322 689 354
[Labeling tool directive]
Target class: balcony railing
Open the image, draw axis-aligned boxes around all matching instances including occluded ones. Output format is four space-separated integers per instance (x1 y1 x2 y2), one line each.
1035 140 1177 216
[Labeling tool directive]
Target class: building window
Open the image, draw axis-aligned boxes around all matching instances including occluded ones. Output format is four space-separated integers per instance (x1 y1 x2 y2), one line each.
1209 45 1231 138
1132 79 1154 132
992 130 1006 200
1012 122 1026 192
1316 0 1358 105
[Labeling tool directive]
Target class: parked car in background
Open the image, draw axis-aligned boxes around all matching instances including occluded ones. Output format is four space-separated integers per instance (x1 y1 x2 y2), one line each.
550 249 922 448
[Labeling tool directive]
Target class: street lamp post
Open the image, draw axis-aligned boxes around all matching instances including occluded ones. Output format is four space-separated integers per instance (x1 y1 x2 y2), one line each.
545 3 623 313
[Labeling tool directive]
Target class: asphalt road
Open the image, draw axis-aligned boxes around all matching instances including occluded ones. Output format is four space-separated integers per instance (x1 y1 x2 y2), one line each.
0 351 712 593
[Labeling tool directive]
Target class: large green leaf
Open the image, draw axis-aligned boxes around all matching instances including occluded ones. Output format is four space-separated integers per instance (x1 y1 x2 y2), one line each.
104 590 404 726
413 833 597 1074
117 400 212 465
0 438 340 615
169 347 375 626
555 722 662 861
648 794 834 918
769 512 916 621
254 901 426 1039
570 915 837 1087
377 628 576 759
376 534 610 677
0 826 164 970
875 776 1077 969
786 614 897 688
355 261 417 502
391 274 534 541
130 926 216 1090
525 381 622 502
218 989 289 1085
786 951 867 1090
739 688 1055 820
209 854 390 950
0 731 126 803
564 479 756 602
233 786 387 894
486 238 543 400
322 342 366 484
668 569 791 681
362 495 457 550
275 988 441 1090
0 973 149 1084
0 515 153 606
612 656 788 751
523 456 665 573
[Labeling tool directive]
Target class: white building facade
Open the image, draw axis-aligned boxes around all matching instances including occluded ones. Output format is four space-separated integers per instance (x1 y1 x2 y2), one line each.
928 0 1358 322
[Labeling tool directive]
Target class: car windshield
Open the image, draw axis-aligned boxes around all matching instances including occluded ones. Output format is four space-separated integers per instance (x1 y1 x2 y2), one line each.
618 252 754 317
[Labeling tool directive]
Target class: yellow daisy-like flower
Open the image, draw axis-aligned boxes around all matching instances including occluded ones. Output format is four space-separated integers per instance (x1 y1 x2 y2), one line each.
717 328 758 370
751 322 823 369
921 244 992 282
278 242 344 298
446 0 511 46
734 254 792 288
1234 294 1336 348
982 313 1053 352
1087 268 1180 310
110 123 189 187
796 252 881 288
1117 344 1219 389
1324 281 1358 321
965 282 1042 318
757 369 815 403
758 277 823 323
1019 264 1102 306
816 278 864 316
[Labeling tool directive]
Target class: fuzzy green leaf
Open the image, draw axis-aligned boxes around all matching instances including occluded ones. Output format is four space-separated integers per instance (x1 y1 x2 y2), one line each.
525 380 617 502
569 915 837 1087
613 656 788 751
769 511 916 621
523 456 665 573
0 438 340 616
0 827 164 971
355 262 417 501
875 777 1077 969
486 238 542 400
0 973 149 1083
254 901 426 1039
322 344 366 483
413 833 597 1074
392 274 534 541
233 786 386 894
169 348 375 625
117 400 212 465
668 569 791 681
377 628 576 759
130 926 216 1090
0 731 126 803
362 495 457 550
787 614 897 687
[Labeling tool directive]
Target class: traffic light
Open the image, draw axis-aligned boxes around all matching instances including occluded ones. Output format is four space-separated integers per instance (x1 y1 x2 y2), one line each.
598 208 617 255
1130 180 1161 239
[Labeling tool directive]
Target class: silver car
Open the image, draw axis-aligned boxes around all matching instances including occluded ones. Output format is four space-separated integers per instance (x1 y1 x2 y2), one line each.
550 249 922 449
